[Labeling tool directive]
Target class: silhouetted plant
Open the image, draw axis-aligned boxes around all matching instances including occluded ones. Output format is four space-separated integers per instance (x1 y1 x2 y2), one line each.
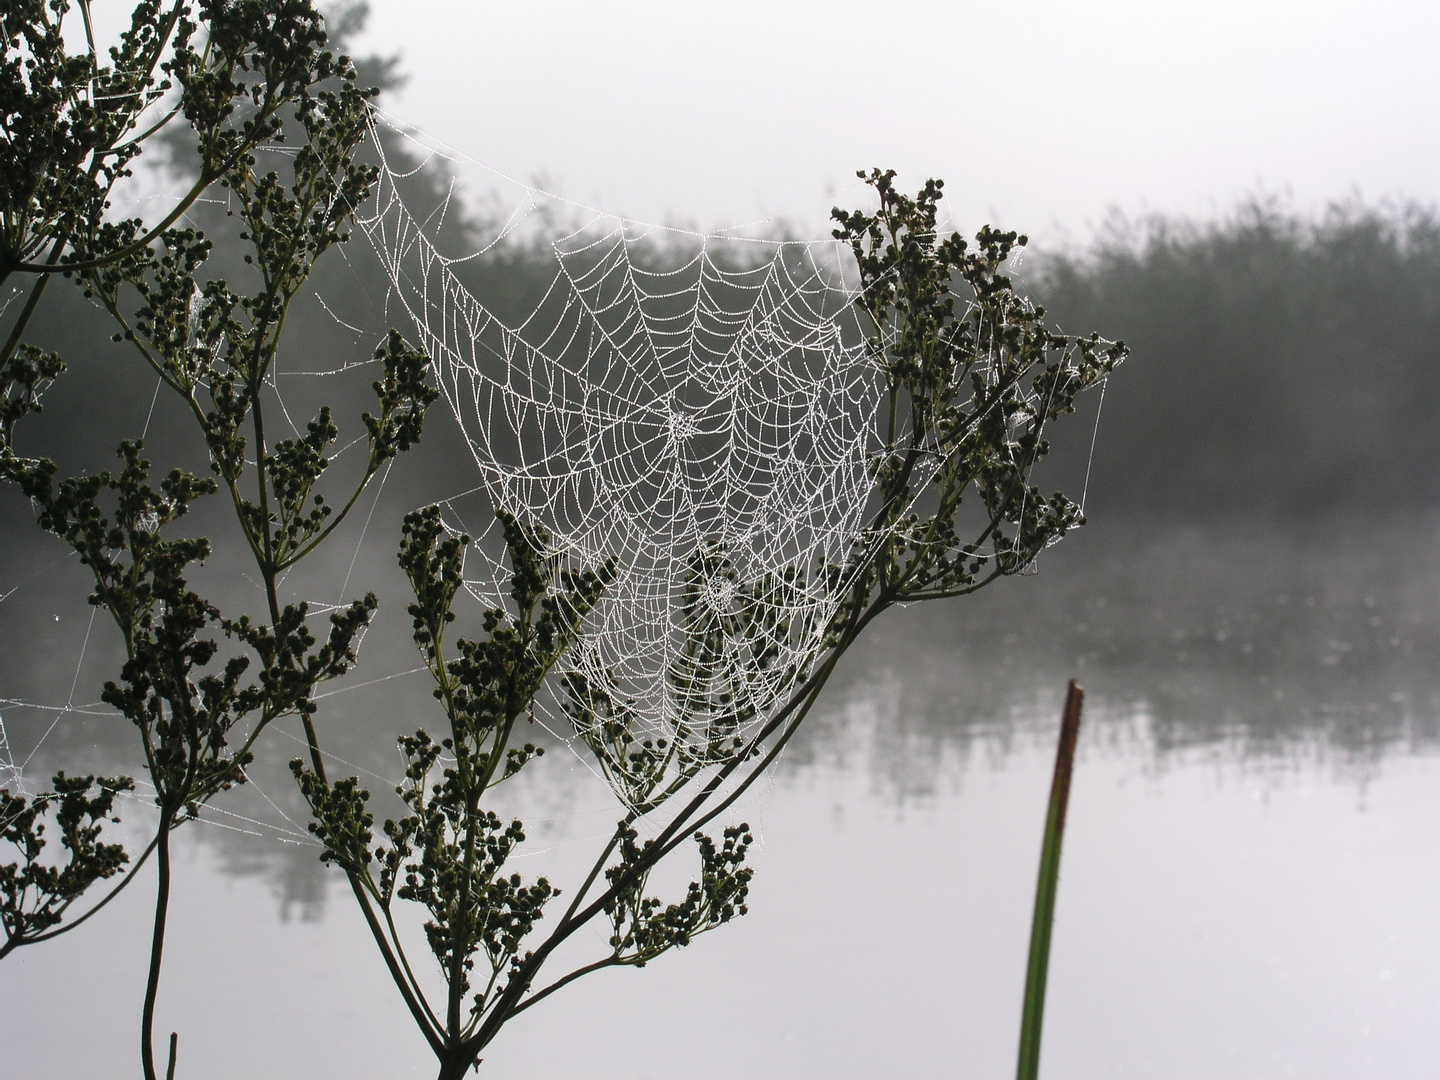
291 506 766 1079
1 0 357 359
0 772 133 960
0 5 440 1077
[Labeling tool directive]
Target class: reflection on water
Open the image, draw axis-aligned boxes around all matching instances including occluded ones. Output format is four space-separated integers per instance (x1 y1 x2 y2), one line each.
6 511 1437 775
836 512 1440 758
3 512 1440 1076
4 700 1440 1079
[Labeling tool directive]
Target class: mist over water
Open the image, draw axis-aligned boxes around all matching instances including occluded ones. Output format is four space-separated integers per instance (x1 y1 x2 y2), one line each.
5 491 1438 1076
6 592 1440 1077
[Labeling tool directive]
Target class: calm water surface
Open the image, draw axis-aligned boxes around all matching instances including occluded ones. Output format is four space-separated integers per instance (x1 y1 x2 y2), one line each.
3 514 1439 1078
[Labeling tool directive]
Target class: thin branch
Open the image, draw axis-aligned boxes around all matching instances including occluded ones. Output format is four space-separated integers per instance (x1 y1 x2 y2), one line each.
25 831 160 944
298 711 444 1052
507 956 620 1020
6 168 214 276
557 824 625 927
1 237 66 363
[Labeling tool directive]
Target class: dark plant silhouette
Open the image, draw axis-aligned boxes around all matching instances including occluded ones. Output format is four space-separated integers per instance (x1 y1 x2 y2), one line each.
0 771 133 960
0 4 439 1077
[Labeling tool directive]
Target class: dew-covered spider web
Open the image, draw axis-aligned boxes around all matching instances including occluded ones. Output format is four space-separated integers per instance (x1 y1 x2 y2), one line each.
351 113 1058 806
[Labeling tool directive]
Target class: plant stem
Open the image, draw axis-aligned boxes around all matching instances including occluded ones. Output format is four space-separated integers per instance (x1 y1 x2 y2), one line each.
140 813 175 1080
1016 679 1084 1080
1 236 67 365
299 711 444 1052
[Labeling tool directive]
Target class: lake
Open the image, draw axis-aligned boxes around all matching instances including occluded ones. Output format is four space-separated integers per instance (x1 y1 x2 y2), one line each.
3 511 1439 1078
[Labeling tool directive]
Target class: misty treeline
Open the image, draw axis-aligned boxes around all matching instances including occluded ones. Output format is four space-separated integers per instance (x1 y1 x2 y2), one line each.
1031 200 1440 517
16 186 1438 530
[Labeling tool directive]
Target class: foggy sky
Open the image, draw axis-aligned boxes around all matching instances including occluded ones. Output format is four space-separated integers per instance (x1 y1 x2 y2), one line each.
351 0 1440 242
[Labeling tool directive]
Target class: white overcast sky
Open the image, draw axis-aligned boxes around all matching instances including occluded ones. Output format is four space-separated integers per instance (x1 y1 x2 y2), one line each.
352 0 1434 243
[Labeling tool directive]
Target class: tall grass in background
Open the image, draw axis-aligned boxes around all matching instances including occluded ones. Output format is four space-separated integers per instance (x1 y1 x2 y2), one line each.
1032 198 1440 519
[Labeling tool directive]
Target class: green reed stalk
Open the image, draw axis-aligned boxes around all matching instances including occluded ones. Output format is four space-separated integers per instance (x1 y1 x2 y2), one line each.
1016 680 1084 1080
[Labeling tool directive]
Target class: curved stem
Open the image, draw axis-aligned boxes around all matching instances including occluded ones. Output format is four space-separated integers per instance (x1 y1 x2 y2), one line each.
25 831 160 945
112 100 186 157
7 168 215 277
465 610 875 1059
283 459 380 568
507 956 619 1020
140 811 175 1080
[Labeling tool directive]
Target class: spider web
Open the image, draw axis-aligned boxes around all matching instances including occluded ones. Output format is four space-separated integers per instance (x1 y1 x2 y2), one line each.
355 114 965 805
